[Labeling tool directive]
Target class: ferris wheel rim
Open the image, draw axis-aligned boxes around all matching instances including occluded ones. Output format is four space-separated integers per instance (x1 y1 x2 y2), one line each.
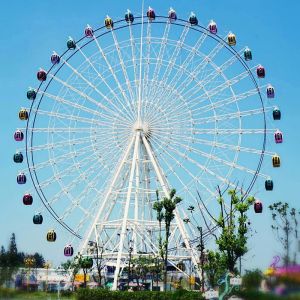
25 14 267 239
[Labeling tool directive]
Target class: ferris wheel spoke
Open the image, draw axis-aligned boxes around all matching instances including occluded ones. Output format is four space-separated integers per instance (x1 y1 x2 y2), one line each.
150 134 220 197
32 132 122 185
193 128 270 135
48 73 124 120
92 36 137 120
57 175 109 231
160 37 225 103
193 107 272 125
143 82 192 127
40 159 109 215
151 133 240 190
141 20 152 117
151 24 191 101
160 32 208 101
128 24 139 101
145 21 171 103
25 136 92 152
27 127 99 133
45 158 108 213
31 143 97 174
144 66 212 123
180 39 224 90
191 86 267 115
166 133 275 157
150 137 222 228
30 108 117 127
196 65 259 100
39 90 130 125
59 57 135 121
188 48 245 93
110 29 136 104
76 47 136 121
165 137 269 179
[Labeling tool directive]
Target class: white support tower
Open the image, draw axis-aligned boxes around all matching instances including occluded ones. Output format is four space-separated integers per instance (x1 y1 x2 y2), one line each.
78 123 200 290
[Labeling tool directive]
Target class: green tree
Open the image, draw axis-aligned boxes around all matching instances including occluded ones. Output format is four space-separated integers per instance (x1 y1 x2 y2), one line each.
199 187 255 273
242 269 263 291
153 189 182 291
6 233 21 286
0 246 8 286
203 251 227 288
62 256 81 291
131 256 154 289
80 257 93 288
269 202 300 266
33 253 45 268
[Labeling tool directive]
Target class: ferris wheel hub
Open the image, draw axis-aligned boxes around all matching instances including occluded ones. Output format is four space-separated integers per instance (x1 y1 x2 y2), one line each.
133 121 152 138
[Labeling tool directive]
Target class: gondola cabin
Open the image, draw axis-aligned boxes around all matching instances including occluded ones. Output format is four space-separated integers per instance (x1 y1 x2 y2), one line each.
37 69 47 82
14 130 24 141
67 37 76 50
273 107 281 120
168 8 177 21
84 25 94 37
244 47 252 61
33 213 43 224
47 230 57 242
265 179 274 191
147 7 156 21
272 154 281 167
17 173 26 184
19 108 28 121
267 84 275 98
27 88 36 100
125 10 134 23
23 194 33 205
64 245 74 257
254 200 263 213
227 32 236 46
13 152 23 163
189 12 198 25
257 65 265 78
274 130 283 143
105 16 114 29
208 20 217 34
51 52 60 65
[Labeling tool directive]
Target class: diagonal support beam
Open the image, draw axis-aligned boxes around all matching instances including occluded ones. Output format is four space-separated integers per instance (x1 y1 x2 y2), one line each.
141 135 200 273
112 131 140 290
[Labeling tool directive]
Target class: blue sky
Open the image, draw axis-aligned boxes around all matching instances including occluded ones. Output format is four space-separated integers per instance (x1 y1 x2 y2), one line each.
0 0 299 271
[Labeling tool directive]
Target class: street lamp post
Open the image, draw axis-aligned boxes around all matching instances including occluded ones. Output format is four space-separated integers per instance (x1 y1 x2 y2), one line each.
44 261 51 292
88 241 104 287
24 256 35 291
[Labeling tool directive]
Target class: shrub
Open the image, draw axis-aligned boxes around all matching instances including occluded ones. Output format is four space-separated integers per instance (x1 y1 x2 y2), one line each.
76 288 205 300
242 269 263 291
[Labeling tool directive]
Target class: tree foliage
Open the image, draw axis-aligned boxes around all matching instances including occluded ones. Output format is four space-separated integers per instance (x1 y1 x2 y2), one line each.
0 233 46 286
203 251 227 288
198 186 255 274
153 188 182 291
269 202 300 265
242 269 263 291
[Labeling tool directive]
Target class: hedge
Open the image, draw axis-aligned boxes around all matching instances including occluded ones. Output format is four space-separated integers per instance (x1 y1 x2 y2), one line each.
76 289 205 300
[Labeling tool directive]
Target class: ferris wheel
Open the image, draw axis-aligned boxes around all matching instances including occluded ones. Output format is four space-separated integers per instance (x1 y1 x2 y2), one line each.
15 5 282 289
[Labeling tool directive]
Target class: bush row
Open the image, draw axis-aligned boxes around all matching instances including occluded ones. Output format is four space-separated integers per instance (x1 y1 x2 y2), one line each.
76 289 205 300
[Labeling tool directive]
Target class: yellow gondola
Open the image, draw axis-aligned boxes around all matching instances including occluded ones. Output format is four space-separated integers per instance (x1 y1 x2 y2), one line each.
227 32 236 46
272 154 281 167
